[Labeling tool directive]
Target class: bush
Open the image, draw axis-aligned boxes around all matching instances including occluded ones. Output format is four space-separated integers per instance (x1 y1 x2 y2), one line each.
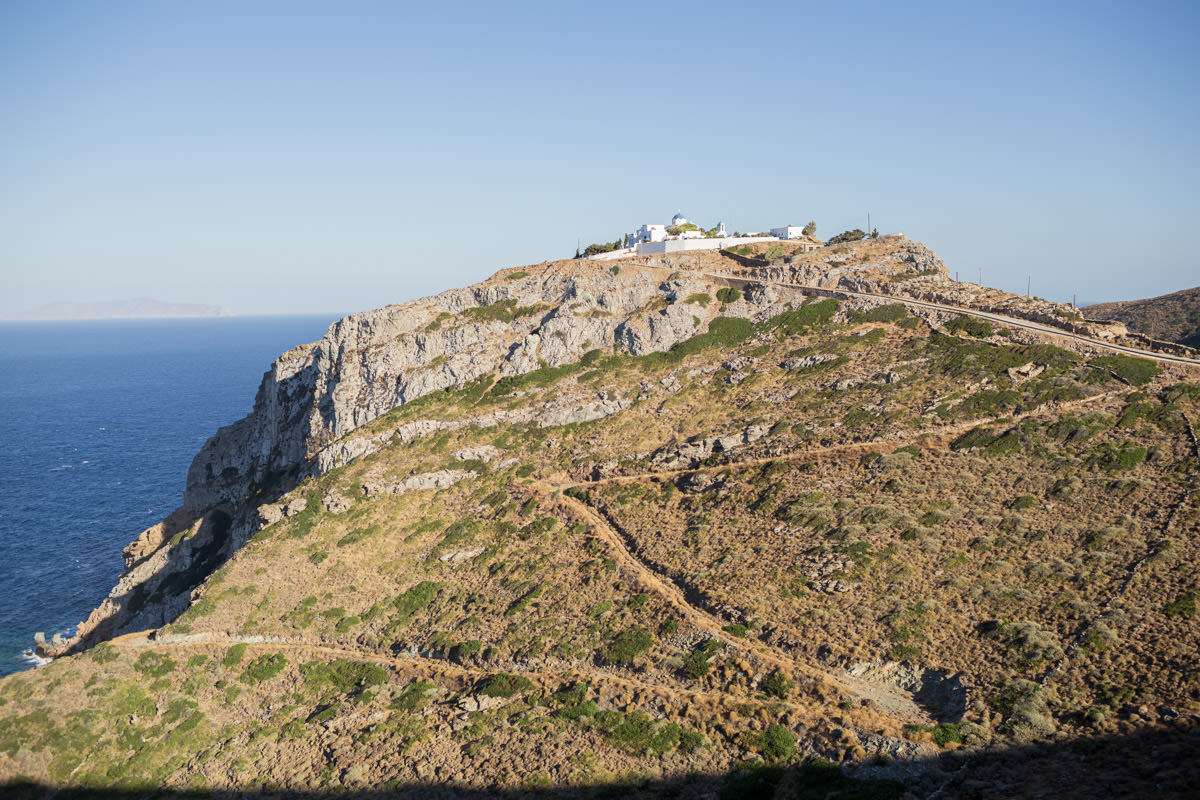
759 671 793 699
994 680 1056 742
849 303 908 324
1092 355 1161 386
450 640 482 663
607 711 682 755
764 298 840 337
986 620 1064 667
134 651 176 678
221 644 248 668
945 316 994 338
600 627 654 665
716 287 742 304
1164 592 1196 619
754 724 796 762
476 672 534 698
583 240 623 257
391 680 436 711
391 581 441 624
827 229 867 245
680 639 723 678
301 659 387 694
239 653 287 685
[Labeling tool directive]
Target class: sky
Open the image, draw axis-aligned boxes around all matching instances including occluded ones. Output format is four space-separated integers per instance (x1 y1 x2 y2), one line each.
1 0 1197 315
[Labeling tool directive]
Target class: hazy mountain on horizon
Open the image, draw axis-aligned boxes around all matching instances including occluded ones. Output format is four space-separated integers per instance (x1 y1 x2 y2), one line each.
2 298 235 321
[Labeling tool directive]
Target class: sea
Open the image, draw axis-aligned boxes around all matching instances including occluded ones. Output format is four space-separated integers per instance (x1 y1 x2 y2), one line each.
0 314 343 677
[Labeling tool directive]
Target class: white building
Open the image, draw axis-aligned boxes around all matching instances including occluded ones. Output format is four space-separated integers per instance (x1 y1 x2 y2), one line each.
770 225 808 240
629 223 668 245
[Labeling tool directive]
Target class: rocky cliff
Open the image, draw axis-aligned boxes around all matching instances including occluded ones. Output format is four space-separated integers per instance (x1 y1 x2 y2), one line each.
44 258 793 655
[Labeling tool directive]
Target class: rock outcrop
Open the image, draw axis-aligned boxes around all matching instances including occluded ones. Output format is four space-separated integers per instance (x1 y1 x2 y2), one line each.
50 260 793 656
182 264 744 515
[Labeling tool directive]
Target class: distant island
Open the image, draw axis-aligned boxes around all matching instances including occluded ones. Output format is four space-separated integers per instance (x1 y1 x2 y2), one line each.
3 298 234 321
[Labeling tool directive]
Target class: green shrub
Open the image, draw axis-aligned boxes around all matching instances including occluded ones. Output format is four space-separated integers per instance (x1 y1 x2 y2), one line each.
679 730 706 753
668 316 755 359
945 316 994 338
222 644 248 668
723 623 749 638
450 640 482 663
764 299 840 337
391 680 436 711
754 724 796 762
680 639 723 678
89 643 119 664
759 671 794 699
827 229 867 244
239 653 287 685
134 651 176 678
600 627 654 665
1092 355 1161 386
476 672 534 698
462 298 553 324
1164 592 1196 619
849 303 908 324
608 711 681 755
391 581 441 624
301 659 387 694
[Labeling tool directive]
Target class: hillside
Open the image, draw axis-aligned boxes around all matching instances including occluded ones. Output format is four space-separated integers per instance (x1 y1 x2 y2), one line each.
1086 286 1200 349
2 238 1199 799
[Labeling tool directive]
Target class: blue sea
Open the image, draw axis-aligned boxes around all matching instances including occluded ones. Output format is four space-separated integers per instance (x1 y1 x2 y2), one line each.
0 315 342 677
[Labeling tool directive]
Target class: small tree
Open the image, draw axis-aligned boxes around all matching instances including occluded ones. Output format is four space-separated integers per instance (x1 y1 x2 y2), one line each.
870 227 879 239
828 229 867 245
802 221 816 236
574 247 581 259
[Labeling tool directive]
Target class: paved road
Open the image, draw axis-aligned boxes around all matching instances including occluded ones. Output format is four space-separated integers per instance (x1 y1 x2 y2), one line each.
709 272 1200 368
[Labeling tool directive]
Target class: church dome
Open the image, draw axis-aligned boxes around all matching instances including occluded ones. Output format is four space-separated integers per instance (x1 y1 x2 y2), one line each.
671 212 687 225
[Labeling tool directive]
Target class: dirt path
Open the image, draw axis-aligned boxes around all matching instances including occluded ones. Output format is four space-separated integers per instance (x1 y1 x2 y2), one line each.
547 390 1121 491
537 488 931 727
103 629 828 722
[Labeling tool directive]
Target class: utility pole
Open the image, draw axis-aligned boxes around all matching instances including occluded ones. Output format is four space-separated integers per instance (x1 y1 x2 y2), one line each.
955 271 959 282
978 267 982 285
867 213 870 235
1027 276 1031 297
1073 293 1077 308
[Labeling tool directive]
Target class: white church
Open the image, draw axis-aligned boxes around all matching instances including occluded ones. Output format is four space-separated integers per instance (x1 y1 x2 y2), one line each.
588 212 814 259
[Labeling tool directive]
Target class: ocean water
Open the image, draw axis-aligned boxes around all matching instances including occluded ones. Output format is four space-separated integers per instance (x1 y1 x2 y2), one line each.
0 315 342 677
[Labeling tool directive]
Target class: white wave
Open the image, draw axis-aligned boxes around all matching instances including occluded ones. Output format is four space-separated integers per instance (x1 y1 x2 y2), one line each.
19 649 52 668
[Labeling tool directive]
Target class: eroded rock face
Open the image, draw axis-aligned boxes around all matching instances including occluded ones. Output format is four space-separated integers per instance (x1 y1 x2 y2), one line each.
360 469 475 498
182 264 755 516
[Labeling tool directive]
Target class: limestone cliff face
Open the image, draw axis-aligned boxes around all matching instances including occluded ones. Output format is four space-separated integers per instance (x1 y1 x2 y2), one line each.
45 260 761 655
182 262 728 515
739 239 951 293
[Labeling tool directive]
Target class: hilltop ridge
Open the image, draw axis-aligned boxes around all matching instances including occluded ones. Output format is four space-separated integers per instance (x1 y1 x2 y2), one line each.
6 236 1200 798
1085 286 1200 349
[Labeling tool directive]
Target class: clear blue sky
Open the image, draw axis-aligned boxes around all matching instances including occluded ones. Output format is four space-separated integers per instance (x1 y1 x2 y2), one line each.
1 0 1197 314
